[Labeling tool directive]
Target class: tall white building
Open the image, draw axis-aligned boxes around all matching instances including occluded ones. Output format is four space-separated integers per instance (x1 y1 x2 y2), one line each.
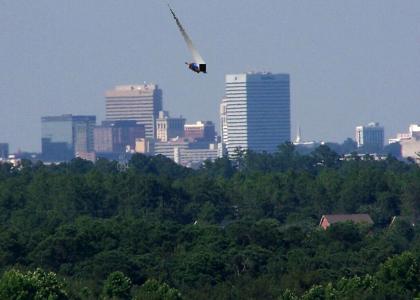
105 84 163 139
220 101 228 145
355 122 384 152
221 72 290 156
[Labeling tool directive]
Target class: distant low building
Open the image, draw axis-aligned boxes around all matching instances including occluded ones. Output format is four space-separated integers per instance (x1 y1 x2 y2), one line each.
75 151 96 162
5 155 21 167
154 139 189 160
135 138 155 155
319 214 374 230
389 124 420 162
342 153 387 161
174 144 219 168
3 152 41 167
293 126 319 154
150 137 220 168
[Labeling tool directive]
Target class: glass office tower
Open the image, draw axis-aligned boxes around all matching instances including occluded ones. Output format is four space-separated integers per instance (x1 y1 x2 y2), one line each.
221 72 290 156
41 115 96 162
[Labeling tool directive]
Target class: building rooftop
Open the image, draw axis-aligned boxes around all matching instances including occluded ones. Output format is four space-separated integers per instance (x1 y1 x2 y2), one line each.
356 122 383 129
114 84 157 91
42 115 96 122
184 121 214 128
320 214 374 226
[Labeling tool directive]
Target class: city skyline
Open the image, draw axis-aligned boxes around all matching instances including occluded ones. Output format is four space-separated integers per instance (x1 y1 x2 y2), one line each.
1 1 419 151
1 76 417 154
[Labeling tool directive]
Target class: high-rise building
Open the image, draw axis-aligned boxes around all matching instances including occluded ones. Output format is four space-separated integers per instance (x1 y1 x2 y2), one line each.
41 115 96 162
105 84 163 139
219 102 228 157
184 121 216 142
355 122 384 153
220 102 228 145
73 117 96 155
94 120 145 156
94 126 113 154
156 111 185 142
0 143 9 159
221 72 290 156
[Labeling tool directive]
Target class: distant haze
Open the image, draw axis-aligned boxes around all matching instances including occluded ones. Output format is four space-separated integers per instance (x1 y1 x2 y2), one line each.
0 0 419 152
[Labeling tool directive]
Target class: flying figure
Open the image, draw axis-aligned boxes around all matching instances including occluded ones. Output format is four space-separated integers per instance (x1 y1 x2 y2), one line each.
168 5 207 74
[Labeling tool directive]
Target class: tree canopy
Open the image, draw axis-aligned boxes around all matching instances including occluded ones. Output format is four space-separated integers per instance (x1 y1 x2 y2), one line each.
0 147 420 299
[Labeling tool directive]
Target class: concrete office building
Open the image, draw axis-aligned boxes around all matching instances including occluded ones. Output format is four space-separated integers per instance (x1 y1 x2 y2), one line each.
74 117 96 154
221 72 290 156
41 115 96 162
94 120 145 155
154 139 189 160
355 122 384 153
184 121 216 142
105 84 163 139
400 139 420 162
152 136 220 167
135 138 155 155
76 151 96 162
174 144 219 168
389 124 420 162
94 126 113 154
156 111 185 142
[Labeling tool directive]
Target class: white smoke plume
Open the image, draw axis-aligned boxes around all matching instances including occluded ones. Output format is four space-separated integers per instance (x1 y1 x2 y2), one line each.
169 5 205 64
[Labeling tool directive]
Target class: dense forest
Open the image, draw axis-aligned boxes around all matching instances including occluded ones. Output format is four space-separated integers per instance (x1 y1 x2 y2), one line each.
0 144 420 299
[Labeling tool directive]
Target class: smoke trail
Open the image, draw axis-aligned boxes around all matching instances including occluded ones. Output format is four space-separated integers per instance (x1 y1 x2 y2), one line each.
169 5 205 64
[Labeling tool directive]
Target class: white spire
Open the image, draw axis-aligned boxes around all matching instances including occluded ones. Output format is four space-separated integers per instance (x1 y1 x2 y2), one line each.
295 125 302 143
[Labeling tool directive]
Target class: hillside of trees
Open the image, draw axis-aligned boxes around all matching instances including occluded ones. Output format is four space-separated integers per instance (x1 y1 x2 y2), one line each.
0 144 420 299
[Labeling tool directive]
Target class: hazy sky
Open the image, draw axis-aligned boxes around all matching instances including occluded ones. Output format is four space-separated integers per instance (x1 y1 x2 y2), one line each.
1 1 419 152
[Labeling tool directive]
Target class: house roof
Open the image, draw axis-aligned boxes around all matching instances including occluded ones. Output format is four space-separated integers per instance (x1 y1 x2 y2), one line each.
320 214 374 226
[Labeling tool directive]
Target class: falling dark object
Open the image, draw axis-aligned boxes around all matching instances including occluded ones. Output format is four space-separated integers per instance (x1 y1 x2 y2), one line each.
168 4 207 74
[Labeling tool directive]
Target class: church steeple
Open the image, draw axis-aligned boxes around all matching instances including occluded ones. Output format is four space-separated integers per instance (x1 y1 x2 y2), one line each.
295 125 302 143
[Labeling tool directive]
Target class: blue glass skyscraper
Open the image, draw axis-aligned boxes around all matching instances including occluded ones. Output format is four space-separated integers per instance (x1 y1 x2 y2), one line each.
221 72 290 156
